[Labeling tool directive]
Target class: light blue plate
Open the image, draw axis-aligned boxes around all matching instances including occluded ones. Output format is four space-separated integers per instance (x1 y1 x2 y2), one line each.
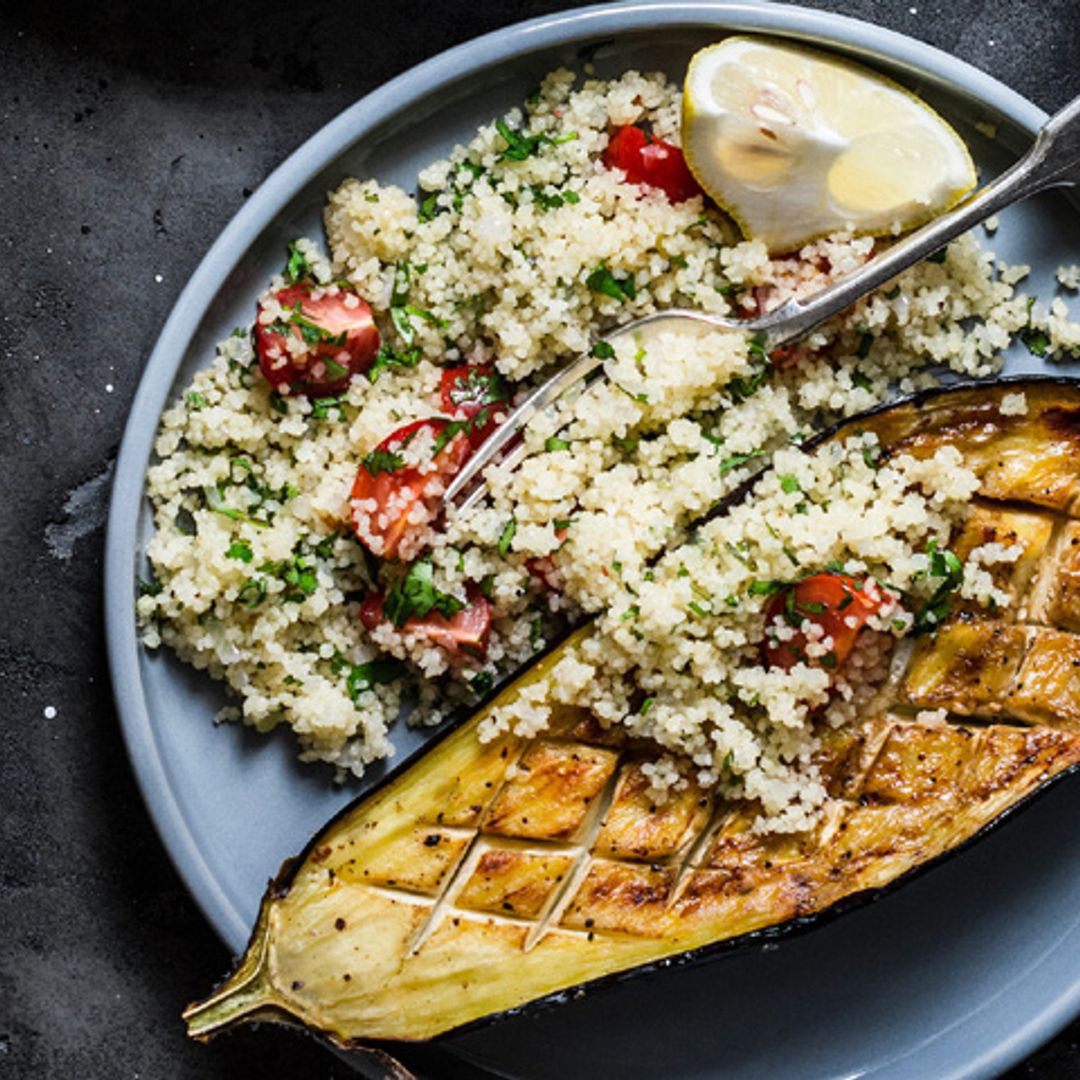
104 3 1080 1077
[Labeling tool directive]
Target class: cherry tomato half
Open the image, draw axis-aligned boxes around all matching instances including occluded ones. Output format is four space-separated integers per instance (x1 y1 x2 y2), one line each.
525 527 569 592
360 588 492 657
350 418 471 560
255 282 379 397
603 125 704 204
762 573 887 672
439 364 511 447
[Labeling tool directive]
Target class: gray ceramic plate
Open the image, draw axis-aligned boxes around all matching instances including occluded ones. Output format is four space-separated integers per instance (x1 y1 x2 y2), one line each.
105 3 1080 1078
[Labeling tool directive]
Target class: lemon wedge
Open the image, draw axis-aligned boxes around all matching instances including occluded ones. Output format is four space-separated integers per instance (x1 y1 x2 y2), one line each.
682 36 977 253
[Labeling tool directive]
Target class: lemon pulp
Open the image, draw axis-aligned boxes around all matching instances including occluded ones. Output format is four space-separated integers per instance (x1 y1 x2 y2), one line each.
682 36 978 253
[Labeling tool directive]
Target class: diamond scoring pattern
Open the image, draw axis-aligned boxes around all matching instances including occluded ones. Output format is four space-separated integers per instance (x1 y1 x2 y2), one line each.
385 495 1080 957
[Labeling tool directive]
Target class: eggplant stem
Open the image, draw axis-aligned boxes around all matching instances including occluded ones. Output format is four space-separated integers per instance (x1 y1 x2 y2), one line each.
184 892 281 1040
183 969 276 1040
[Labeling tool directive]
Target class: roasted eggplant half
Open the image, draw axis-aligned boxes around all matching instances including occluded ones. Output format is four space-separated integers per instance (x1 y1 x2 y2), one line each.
184 378 1080 1047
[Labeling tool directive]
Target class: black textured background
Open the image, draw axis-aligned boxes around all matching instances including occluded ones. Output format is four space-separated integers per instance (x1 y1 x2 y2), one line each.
3 1 1080 1077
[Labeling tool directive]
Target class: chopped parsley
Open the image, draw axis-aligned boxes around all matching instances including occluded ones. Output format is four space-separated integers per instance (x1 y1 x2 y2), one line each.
779 474 800 494
495 118 576 162
719 449 765 475
1020 296 1051 358
383 559 464 628
498 518 517 558
531 185 580 210
855 331 874 360
861 441 882 470
137 577 162 598
432 419 469 457
226 540 254 563
186 391 207 410
310 394 346 420
926 247 948 264
283 241 313 284
747 579 785 596
361 448 404 477
367 342 422 383
545 436 571 453
586 261 637 302
911 539 964 634
257 553 319 603
417 193 440 223
591 339 615 359
470 671 495 697
346 659 404 703
237 577 267 608
727 334 771 402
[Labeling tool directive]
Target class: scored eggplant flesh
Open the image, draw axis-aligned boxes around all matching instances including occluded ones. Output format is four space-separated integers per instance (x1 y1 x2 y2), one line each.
184 378 1080 1046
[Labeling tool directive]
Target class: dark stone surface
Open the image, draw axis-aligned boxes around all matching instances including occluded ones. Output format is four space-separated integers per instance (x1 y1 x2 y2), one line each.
2 1 1078 1076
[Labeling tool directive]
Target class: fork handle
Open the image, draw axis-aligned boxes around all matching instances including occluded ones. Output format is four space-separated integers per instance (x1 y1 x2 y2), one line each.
752 93 1080 348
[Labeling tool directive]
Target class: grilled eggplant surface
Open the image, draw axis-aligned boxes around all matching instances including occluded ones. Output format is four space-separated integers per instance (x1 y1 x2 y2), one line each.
184 379 1080 1046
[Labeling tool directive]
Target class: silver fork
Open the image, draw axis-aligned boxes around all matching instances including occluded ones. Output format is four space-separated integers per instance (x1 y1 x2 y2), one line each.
445 94 1080 513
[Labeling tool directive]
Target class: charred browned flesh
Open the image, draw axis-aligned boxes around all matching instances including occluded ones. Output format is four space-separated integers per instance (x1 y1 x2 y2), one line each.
183 380 1080 1046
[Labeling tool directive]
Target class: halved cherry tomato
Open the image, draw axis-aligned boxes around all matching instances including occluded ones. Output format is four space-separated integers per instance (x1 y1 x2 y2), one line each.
525 526 569 592
525 555 560 592
769 343 820 370
360 588 492 657
255 282 380 396
350 419 471 560
603 125 704 204
439 364 511 447
762 573 888 672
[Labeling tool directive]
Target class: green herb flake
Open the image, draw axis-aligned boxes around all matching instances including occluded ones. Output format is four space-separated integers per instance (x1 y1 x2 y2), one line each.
186 391 207 410
719 449 765 475
1020 296 1051 358
226 540 254 563
748 579 784 596
137 577 162 598
362 448 404 477
367 342 422 384
498 518 517 558
639 696 655 715
311 395 346 421
779 474 800 494
382 559 464 628
470 671 495 697
586 261 637 303
417 193 440 222
283 241 313 284
494 118 572 163
347 659 404 704
591 339 615 360
237 577 267 609
545 436 571 453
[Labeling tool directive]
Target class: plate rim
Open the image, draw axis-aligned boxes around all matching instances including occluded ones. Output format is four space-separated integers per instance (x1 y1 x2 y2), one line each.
103 3 1074 1077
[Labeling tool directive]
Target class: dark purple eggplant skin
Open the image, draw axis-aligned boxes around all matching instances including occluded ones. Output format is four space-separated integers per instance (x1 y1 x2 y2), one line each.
240 376 1080 1051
